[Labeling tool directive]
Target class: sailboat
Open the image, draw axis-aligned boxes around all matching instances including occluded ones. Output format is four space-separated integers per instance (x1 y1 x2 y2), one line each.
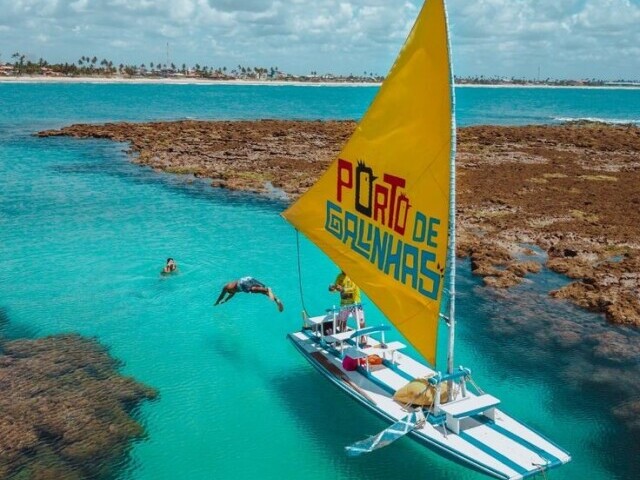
282 0 570 478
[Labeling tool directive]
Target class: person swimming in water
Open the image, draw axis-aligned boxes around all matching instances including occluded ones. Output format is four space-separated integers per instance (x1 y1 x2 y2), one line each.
161 258 177 275
214 276 284 312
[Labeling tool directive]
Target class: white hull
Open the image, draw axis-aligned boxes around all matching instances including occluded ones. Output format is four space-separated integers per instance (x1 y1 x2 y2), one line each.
288 330 570 480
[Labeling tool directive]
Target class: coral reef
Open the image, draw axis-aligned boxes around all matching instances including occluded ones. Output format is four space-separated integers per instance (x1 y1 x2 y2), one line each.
0 332 157 479
38 121 640 327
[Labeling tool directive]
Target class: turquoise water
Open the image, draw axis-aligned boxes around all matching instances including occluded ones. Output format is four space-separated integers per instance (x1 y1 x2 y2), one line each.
1 83 639 480
1 83 639 129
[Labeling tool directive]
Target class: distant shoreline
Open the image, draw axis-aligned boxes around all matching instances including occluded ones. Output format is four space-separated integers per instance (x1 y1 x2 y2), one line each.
2 75 640 90
0 76 381 87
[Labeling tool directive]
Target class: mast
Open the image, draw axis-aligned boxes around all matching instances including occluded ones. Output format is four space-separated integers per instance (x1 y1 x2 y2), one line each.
283 0 451 366
445 0 456 377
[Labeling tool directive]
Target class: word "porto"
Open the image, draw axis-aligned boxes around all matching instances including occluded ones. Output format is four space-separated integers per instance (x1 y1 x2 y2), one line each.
337 159 411 235
326 158 445 300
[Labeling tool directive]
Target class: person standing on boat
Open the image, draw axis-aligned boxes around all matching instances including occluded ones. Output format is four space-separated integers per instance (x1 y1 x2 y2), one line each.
214 276 284 312
329 270 365 334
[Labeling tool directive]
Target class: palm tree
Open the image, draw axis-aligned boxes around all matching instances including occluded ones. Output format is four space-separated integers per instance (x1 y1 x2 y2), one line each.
12 53 25 74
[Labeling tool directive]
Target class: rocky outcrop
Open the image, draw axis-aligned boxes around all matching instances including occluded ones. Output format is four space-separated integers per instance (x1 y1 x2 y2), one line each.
38 120 354 197
0 333 157 479
38 121 640 327
613 400 640 434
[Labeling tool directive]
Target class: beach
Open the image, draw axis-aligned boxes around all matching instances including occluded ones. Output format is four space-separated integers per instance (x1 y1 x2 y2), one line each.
3 75 640 90
0 75 381 88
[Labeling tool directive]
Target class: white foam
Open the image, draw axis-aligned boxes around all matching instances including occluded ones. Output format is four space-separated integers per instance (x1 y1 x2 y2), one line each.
554 116 640 125
264 182 289 201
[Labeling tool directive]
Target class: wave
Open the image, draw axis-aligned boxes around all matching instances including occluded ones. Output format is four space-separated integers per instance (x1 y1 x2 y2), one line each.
553 116 640 125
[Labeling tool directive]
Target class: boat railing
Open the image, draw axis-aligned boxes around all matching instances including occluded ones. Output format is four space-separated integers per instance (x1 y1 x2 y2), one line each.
429 366 474 412
303 303 366 341
348 324 390 339
428 366 471 386
325 303 364 313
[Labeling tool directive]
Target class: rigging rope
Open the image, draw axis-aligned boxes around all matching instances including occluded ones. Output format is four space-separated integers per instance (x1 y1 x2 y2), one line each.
533 461 549 480
468 375 485 395
295 230 309 316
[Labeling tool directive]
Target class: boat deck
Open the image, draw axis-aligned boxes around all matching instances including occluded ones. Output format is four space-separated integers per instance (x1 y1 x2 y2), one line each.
289 330 570 480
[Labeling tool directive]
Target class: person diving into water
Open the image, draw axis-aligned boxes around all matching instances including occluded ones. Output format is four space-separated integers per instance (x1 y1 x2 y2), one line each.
214 276 284 312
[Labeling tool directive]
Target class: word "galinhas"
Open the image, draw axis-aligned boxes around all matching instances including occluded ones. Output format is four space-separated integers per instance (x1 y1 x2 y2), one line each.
324 159 444 300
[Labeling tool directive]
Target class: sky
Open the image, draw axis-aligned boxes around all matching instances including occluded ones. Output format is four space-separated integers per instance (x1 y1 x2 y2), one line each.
1 0 639 80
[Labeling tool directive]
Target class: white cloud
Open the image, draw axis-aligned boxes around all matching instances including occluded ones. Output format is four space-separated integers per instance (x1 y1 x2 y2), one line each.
70 0 89 13
0 0 638 79
448 0 640 79
110 39 128 48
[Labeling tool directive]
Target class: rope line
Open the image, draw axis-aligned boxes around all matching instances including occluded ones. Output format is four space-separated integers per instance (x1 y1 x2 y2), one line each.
468 375 485 395
295 230 309 316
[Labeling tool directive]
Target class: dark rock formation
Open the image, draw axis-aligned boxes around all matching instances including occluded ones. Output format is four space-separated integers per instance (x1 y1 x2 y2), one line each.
0 333 157 479
38 121 640 327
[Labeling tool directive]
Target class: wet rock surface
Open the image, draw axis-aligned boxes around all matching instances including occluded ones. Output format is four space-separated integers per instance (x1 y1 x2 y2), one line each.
38 120 640 328
0 332 157 479
613 400 640 433
38 120 353 197
456 123 640 327
475 277 640 437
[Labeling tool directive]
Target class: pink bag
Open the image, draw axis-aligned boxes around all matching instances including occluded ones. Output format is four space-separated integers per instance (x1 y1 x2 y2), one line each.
342 356 359 371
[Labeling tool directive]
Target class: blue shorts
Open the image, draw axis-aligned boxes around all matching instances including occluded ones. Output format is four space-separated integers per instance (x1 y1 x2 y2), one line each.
237 277 265 293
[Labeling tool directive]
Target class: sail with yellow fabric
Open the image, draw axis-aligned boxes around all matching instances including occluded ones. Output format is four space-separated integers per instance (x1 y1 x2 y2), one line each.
283 0 451 367
284 1 570 477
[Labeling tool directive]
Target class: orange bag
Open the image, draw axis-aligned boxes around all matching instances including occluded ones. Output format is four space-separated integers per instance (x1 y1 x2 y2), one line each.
367 354 383 365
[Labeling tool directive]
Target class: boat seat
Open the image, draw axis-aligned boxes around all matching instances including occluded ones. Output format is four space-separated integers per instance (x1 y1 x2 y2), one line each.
326 330 354 343
305 314 332 327
361 341 406 364
304 314 334 337
342 340 406 371
343 346 368 359
438 394 500 434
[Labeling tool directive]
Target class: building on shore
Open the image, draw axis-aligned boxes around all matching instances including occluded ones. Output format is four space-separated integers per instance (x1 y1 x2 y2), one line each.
0 64 14 76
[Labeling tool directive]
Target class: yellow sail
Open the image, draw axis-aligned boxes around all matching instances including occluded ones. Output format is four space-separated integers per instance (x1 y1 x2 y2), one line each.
283 0 453 366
